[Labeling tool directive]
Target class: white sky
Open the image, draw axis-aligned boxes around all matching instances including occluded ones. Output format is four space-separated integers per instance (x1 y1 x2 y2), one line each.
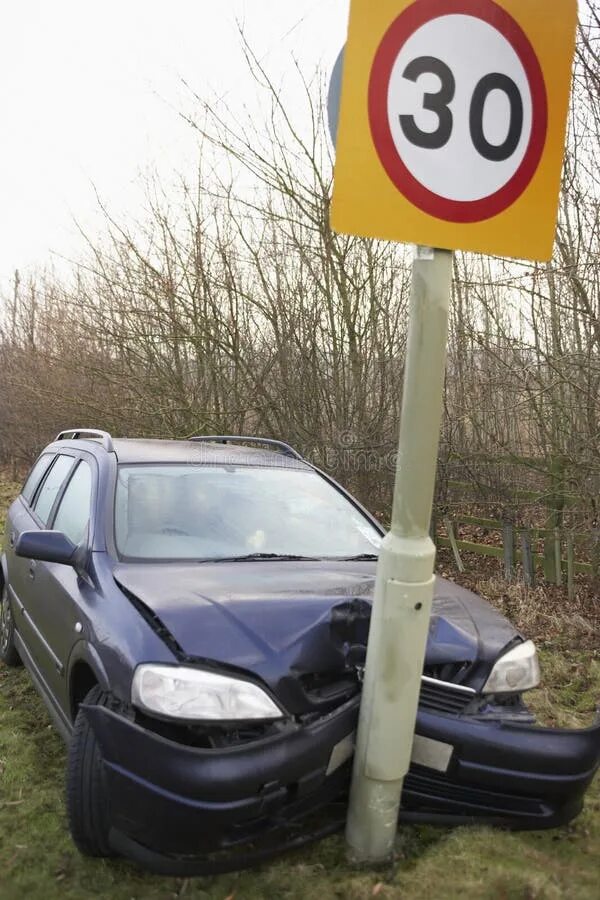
0 0 349 292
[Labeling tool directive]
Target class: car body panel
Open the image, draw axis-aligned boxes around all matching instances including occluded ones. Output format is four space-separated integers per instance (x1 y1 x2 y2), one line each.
5 497 51 669
65 553 182 711
24 560 84 707
113 561 520 698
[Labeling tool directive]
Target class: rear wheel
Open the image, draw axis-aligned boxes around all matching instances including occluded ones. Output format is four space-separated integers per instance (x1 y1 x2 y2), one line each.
0 582 22 667
66 685 115 857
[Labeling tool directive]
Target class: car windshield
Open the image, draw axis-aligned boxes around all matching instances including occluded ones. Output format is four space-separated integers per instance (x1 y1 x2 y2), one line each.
114 464 382 561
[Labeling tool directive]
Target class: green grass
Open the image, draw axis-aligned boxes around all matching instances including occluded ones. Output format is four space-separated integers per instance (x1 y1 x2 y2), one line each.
1 479 599 899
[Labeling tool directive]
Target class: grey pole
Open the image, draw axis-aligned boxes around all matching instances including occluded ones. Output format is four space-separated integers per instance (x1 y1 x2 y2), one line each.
346 246 453 863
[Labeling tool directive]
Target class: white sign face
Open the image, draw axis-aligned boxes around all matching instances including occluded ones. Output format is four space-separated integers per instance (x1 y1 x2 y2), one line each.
387 14 533 203
362 0 549 227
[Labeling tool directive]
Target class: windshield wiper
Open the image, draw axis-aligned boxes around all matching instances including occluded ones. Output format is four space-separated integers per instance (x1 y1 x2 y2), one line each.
199 553 323 563
339 553 379 561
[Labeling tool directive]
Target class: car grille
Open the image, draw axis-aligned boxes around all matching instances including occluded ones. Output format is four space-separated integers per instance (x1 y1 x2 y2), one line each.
403 767 545 817
418 676 475 715
299 672 476 716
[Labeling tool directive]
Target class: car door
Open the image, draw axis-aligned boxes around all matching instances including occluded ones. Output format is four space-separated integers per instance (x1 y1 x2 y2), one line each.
25 457 94 713
12 453 77 697
6 454 74 660
4 452 55 612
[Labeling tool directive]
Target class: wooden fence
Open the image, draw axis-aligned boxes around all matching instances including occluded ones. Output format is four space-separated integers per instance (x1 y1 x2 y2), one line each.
433 513 592 600
428 451 600 598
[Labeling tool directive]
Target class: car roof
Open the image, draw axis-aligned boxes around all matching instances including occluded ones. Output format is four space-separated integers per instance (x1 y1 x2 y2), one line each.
62 437 312 470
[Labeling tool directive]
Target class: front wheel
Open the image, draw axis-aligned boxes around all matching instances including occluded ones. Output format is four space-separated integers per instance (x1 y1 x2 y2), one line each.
0 582 22 667
66 685 115 857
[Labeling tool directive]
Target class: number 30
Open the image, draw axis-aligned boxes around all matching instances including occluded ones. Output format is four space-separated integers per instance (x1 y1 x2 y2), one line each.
399 55 524 162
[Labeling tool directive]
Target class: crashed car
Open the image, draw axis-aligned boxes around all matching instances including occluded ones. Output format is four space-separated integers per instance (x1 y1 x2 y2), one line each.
1 430 599 874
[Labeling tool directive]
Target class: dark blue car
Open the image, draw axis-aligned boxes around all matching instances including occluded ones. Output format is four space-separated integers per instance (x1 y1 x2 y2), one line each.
1 430 599 874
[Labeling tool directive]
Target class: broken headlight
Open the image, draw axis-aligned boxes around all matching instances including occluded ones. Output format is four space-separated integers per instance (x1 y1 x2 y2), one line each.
482 640 541 694
131 664 284 721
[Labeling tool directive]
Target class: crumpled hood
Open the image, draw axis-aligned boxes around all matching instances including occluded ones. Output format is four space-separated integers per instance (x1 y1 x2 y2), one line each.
114 561 520 700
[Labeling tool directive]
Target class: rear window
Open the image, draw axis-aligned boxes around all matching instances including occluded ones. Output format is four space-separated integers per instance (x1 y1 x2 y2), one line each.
22 454 54 504
115 464 382 561
32 455 75 526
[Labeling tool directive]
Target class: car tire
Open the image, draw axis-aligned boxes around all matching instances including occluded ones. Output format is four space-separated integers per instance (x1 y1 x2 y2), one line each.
66 685 115 858
0 582 22 667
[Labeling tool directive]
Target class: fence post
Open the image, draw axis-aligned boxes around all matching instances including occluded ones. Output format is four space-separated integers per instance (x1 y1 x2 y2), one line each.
543 456 565 581
591 527 600 585
567 535 575 601
503 522 514 581
554 528 562 586
444 516 464 573
520 529 535 588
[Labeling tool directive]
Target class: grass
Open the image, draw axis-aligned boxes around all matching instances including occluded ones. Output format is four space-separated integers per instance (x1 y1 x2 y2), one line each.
1 479 599 899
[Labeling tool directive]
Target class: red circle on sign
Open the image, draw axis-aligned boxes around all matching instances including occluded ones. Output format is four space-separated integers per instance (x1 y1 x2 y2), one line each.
368 0 548 223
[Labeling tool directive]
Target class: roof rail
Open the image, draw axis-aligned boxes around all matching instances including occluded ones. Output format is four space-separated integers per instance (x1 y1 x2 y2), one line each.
189 435 304 461
55 429 115 453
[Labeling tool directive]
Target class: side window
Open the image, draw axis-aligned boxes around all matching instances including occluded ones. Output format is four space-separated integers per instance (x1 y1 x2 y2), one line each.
53 462 93 545
32 455 75 526
22 454 54 505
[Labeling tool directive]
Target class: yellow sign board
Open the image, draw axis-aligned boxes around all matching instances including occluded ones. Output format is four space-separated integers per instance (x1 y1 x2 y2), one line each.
330 0 577 261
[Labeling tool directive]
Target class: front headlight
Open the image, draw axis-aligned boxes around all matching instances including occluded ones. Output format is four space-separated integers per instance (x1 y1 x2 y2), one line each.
482 640 541 694
131 664 284 722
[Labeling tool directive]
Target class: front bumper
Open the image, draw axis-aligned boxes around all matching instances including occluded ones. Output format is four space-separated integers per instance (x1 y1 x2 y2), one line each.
84 699 600 874
85 696 360 873
401 710 600 829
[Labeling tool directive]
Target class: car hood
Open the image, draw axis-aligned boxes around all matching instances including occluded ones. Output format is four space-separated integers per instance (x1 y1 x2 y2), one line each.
114 560 519 705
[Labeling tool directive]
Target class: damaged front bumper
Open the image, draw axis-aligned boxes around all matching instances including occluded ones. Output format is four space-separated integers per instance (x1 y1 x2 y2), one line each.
83 698 600 875
84 695 361 874
402 709 600 828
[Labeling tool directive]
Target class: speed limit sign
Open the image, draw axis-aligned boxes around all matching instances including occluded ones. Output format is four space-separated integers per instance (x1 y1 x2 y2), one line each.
330 0 577 260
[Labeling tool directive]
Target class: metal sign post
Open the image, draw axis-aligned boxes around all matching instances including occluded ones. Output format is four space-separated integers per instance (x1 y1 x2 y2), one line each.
329 0 576 865
346 246 452 862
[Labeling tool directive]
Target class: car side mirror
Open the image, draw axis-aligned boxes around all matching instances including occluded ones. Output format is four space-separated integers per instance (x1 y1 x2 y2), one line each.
15 530 78 566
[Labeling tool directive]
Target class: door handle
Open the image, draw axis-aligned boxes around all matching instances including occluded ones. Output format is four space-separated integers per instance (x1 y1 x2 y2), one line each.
9 531 16 548
28 560 37 580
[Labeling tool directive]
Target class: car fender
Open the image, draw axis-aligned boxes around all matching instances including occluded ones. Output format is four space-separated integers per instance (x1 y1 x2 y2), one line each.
0 552 7 586
67 639 111 694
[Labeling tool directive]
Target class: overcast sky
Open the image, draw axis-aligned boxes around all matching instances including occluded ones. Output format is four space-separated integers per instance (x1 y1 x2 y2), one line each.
0 0 349 292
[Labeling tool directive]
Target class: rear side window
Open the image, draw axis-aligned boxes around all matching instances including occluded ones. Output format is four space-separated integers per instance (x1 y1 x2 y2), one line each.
32 455 75 526
22 454 54 504
53 462 93 545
